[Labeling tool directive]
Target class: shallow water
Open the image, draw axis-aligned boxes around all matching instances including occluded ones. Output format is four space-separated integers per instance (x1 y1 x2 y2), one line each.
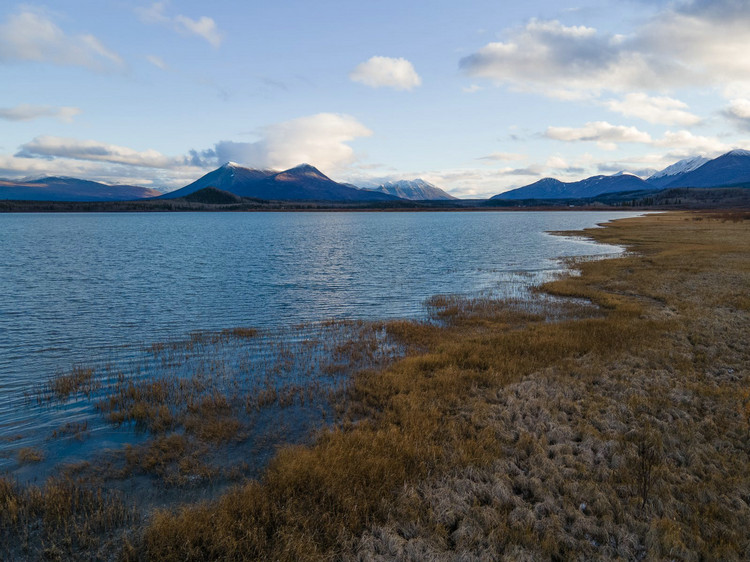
0 211 639 477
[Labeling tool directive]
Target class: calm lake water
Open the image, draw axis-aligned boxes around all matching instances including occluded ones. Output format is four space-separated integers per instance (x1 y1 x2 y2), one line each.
0 211 639 477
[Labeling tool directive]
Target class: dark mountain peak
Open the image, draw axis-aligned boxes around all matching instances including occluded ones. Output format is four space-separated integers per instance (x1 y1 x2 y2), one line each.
531 177 564 186
288 163 316 171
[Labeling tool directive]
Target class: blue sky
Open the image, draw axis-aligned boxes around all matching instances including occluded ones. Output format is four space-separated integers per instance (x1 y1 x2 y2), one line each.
2 0 750 197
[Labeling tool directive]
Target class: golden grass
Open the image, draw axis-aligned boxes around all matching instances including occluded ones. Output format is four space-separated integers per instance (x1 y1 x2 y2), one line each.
135 211 750 560
0 476 136 560
17 447 45 464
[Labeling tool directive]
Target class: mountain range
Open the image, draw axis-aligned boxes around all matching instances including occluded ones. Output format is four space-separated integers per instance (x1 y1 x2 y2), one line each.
492 149 750 200
363 179 456 200
161 163 398 202
0 177 161 201
2 149 750 203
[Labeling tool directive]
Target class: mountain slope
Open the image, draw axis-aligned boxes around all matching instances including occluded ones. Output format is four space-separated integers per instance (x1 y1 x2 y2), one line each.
365 179 456 200
647 156 710 188
163 163 399 201
161 162 275 199
661 149 750 188
0 177 161 201
492 174 652 200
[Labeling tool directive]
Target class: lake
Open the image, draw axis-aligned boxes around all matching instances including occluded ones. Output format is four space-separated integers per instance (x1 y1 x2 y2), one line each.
0 211 639 479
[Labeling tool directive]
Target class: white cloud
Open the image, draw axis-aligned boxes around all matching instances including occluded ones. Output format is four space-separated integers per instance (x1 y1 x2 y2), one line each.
0 104 81 123
545 119 734 155
0 9 122 70
545 156 569 169
174 15 222 48
653 130 730 153
727 99 750 120
16 136 187 168
477 152 526 162
460 2 750 98
0 152 204 188
545 121 652 149
350 56 422 91
604 93 700 126
212 113 373 172
137 2 223 47
724 98 750 130
146 54 167 70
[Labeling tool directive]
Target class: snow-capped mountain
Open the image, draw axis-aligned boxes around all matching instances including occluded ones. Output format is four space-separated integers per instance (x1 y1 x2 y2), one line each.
647 156 710 188
657 149 750 188
162 162 400 201
365 179 456 200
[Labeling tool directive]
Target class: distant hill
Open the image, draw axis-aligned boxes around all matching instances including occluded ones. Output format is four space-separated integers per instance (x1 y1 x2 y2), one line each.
0 177 161 201
183 187 243 204
364 179 456 200
162 162 399 202
492 173 651 200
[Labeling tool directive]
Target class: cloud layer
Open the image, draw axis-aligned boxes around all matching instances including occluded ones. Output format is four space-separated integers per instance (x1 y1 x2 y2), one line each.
0 104 81 123
460 1 750 98
350 56 422 91
0 9 122 70
16 136 186 168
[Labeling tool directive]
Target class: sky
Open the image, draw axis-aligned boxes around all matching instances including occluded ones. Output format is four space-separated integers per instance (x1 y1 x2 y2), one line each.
2 0 750 198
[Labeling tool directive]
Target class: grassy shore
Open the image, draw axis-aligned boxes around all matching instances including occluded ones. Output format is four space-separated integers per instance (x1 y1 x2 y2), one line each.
3 211 749 560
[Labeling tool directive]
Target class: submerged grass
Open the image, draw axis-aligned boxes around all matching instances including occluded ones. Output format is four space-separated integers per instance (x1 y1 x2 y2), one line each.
10 211 750 560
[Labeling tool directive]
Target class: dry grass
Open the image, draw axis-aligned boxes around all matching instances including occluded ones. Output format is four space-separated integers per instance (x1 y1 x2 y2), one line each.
49 365 99 399
0 476 136 560
134 211 750 561
17 447 45 464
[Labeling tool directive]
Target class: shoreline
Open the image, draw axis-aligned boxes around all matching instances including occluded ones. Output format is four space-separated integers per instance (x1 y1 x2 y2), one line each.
2 210 749 560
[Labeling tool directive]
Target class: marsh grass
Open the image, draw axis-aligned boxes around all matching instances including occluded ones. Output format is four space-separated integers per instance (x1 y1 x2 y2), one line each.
0 476 136 561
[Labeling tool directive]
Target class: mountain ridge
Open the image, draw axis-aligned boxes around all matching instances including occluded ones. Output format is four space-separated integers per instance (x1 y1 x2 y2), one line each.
0 177 161 201
161 162 399 201
364 179 456 200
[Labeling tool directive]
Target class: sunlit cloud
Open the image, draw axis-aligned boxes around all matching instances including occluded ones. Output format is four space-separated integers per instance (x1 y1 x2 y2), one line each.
604 93 700 126
460 1 750 99
350 56 422 91
207 113 373 172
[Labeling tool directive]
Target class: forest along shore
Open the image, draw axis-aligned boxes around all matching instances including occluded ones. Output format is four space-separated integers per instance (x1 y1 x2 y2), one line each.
3 211 749 560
